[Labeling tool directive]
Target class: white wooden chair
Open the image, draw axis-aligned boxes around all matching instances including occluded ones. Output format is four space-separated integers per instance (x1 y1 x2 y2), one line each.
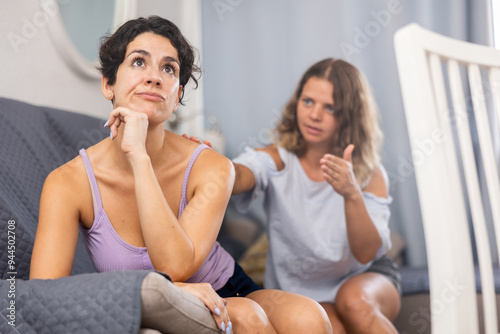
394 23 500 334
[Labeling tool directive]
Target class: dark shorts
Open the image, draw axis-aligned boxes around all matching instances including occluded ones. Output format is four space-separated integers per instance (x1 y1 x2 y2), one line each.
216 262 262 298
366 255 402 295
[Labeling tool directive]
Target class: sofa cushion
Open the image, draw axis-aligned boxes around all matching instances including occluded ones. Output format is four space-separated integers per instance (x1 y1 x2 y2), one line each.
0 97 109 279
0 270 150 334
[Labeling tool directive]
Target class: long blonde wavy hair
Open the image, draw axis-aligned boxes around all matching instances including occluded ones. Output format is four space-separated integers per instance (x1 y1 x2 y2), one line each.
276 58 383 186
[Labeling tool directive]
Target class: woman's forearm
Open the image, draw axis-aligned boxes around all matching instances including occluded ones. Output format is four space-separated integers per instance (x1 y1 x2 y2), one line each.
344 191 382 264
129 153 195 279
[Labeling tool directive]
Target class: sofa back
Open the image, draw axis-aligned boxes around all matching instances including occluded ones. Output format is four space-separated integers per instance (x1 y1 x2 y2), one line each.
0 97 108 279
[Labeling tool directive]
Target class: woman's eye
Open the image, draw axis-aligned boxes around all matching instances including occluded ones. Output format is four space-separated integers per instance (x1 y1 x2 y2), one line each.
326 105 335 113
163 65 176 74
303 98 313 106
132 58 145 67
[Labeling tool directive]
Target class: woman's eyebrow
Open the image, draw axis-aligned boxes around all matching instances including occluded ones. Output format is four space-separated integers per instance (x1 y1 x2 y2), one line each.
126 49 150 58
163 56 180 67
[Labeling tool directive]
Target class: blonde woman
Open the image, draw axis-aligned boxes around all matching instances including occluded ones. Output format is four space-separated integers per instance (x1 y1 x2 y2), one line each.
231 58 401 333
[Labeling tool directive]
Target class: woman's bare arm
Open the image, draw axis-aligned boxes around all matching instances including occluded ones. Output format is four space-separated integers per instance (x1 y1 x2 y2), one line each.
343 168 386 264
106 108 235 280
30 166 81 279
321 145 385 264
231 163 255 195
232 145 284 195
129 149 235 281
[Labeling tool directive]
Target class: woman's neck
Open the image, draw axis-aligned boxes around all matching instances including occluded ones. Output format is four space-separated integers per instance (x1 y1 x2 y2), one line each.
110 123 168 169
300 144 331 167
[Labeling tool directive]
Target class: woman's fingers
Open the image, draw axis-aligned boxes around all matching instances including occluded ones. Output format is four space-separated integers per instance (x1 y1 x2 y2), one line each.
176 282 231 332
321 155 349 177
104 107 132 139
219 299 232 333
203 139 214 149
181 133 201 143
320 152 358 197
181 134 215 149
109 116 123 140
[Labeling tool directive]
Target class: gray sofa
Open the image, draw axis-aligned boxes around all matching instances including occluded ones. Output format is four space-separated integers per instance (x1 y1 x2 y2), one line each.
0 97 220 333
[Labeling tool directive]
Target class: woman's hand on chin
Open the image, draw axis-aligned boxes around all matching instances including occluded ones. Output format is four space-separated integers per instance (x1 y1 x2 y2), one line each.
105 107 149 160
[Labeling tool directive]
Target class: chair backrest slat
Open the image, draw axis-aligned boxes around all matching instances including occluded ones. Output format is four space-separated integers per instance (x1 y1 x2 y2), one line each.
470 65 500 266
395 23 500 333
456 62 498 334
490 68 500 134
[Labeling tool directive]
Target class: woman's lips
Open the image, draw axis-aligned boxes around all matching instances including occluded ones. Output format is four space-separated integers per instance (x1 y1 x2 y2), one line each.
137 92 165 101
305 125 322 135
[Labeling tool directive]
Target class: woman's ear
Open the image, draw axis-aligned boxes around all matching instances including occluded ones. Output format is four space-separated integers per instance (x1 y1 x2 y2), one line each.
174 85 183 111
177 85 183 101
101 76 114 101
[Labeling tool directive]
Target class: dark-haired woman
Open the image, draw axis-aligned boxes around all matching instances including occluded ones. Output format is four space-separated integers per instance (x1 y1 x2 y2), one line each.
231 58 402 333
30 16 332 334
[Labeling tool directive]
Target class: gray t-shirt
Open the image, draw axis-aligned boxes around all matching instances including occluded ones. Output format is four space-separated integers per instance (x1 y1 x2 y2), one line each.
232 146 392 302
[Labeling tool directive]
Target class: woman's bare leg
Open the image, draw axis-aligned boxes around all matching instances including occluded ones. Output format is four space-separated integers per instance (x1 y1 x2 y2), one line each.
225 296 277 333
319 303 347 334
247 289 333 334
328 272 401 334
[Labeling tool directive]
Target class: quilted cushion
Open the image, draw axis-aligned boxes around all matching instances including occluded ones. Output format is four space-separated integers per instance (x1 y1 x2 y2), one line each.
0 270 150 334
0 97 108 279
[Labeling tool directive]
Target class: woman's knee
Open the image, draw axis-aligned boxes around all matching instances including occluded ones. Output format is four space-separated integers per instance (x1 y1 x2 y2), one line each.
334 283 377 325
226 297 275 333
335 273 401 325
295 296 333 334
249 290 332 334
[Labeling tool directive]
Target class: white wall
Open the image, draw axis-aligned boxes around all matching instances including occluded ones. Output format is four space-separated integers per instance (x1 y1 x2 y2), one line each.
0 0 107 118
0 0 202 125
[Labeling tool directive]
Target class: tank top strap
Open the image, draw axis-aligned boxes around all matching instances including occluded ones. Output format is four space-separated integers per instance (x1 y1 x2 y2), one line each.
179 144 211 218
79 148 103 218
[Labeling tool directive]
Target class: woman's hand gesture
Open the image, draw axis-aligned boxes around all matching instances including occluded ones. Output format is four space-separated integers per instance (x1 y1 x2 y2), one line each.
105 107 149 159
320 144 360 200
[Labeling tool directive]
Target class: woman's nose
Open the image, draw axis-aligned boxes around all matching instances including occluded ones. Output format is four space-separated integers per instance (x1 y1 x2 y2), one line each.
309 106 322 120
146 74 163 87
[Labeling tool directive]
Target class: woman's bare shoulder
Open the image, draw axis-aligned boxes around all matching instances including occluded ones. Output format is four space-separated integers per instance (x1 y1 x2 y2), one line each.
47 156 84 184
170 131 233 172
363 166 388 198
197 146 234 176
42 155 91 210
255 144 285 171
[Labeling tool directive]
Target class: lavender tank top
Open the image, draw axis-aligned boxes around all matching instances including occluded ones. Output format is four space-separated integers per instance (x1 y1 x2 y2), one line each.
78 144 234 290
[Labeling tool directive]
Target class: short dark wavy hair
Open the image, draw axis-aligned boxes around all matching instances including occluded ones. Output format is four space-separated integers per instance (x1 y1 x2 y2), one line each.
98 16 201 105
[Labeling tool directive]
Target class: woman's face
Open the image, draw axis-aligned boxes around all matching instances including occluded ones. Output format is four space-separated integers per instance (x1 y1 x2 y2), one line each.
103 32 182 123
296 77 337 150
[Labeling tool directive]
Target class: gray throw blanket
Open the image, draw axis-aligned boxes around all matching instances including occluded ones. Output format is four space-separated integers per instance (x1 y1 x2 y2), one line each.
0 97 108 279
0 270 151 334
0 98 147 333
